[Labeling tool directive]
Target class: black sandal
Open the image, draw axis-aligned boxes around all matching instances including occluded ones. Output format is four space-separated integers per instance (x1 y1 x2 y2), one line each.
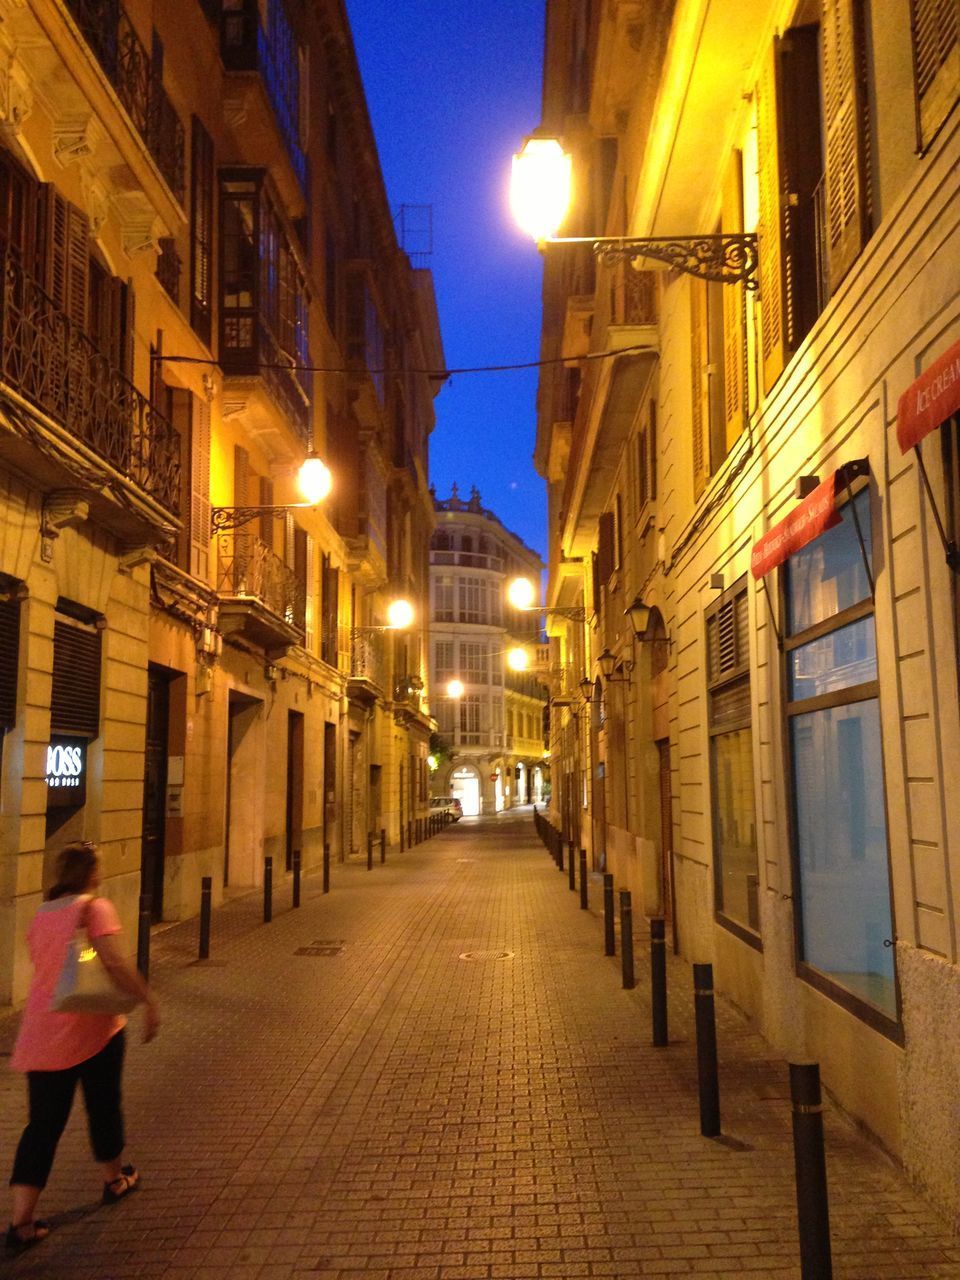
102 1164 139 1204
5 1220 50 1252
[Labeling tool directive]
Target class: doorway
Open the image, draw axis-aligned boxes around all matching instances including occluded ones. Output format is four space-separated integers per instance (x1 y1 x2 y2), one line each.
451 765 480 816
225 691 262 887
658 739 678 952
323 721 337 855
141 666 170 921
285 711 304 872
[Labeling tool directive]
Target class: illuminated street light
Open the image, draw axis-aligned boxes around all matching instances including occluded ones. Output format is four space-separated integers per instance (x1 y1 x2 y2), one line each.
507 646 529 672
446 679 465 699
511 135 572 242
386 598 415 630
507 576 537 610
212 451 332 532
510 135 759 290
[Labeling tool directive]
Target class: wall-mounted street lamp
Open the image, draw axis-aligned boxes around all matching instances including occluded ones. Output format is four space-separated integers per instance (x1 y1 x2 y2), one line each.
506 575 587 622
446 679 465 699
511 133 759 290
352 599 417 633
212 452 333 533
506 645 530 672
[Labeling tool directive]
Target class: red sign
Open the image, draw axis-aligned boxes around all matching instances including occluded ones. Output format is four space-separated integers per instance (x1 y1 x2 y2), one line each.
750 473 841 579
897 336 960 453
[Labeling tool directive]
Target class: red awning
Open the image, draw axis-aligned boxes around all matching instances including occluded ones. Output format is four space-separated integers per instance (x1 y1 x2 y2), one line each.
750 473 842 579
897 336 960 453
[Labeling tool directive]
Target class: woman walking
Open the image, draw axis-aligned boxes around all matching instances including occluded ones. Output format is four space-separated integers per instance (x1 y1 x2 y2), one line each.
6 841 160 1252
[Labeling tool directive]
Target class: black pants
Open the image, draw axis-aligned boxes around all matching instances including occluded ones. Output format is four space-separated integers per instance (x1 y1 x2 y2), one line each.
10 1030 126 1190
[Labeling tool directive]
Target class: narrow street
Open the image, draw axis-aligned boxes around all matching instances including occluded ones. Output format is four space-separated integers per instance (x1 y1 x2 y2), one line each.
2 812 957 1280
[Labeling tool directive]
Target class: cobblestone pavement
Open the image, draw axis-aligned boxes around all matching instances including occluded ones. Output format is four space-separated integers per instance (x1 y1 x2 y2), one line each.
2 812 958 1280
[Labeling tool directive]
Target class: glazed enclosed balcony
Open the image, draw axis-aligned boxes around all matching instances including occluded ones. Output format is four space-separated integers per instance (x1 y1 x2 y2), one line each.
64 0 185 203
0 237 180 529
215 530 305 652
219 169 311 448
217 0 307 212
344 626 386 706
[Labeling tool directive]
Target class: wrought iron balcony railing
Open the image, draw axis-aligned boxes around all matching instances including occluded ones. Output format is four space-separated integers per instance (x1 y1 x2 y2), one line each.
65 0 185 203
215 531 305 632
0 244 180 514
346 627 386 690
220 314 310 443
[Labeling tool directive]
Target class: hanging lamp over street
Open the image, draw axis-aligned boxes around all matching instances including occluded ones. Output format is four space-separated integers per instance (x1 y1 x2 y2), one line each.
510 136 572 242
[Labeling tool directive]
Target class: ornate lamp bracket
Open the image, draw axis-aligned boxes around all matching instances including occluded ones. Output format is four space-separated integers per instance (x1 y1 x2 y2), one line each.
593 233 759 290
211 504 311 534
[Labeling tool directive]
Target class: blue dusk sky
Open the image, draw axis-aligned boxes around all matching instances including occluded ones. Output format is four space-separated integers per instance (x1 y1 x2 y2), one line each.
345 2 548 560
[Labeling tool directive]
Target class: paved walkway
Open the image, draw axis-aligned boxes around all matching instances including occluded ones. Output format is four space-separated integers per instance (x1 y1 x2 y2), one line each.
2 812 958 1280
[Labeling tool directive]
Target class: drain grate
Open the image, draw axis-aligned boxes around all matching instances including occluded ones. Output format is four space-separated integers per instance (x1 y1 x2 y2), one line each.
295 939 345 957
458 949 514 961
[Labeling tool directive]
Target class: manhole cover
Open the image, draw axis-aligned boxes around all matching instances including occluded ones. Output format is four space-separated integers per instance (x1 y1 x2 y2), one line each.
295 944 344 957
458 949 514 961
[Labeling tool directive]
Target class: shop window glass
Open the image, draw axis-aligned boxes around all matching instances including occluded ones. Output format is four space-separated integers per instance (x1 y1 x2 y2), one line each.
785 487 896 1022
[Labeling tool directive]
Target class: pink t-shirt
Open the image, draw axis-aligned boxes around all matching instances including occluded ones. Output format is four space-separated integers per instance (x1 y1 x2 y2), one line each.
11 895 126 1072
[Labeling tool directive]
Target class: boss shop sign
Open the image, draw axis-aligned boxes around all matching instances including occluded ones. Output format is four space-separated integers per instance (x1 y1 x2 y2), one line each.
46 737 87 809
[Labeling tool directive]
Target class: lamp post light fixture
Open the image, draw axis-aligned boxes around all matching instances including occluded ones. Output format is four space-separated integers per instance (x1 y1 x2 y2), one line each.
506 645 530 672
386 598 415 630
446 679 465 699
510 134 759 290
211 452 333 533
506 575 587 622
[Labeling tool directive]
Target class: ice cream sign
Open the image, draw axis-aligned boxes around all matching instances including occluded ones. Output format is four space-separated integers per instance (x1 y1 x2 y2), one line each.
46 737 87 808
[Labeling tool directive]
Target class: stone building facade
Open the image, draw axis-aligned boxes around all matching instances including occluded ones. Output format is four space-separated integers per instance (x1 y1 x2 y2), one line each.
534 0 960 1221
429 486 547 816
0 0 442 1005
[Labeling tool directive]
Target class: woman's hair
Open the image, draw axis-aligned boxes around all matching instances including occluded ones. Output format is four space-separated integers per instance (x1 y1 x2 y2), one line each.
46 842 98 901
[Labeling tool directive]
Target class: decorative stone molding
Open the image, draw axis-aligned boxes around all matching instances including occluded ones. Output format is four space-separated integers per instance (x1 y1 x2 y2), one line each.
121 225 160 257
52 114 102 167
223 90 250 131
118 545 158 574
0 51 31 142
41 489 90 561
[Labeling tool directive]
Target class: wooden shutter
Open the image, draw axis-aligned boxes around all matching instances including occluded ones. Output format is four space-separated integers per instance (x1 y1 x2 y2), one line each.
597 511 615 584
722 152 746 450
51 618 101 737
910 0 960 150
233 444 249 506
41 187 89 330
190 115 214 345
190 396 211 580
691 278 711 497
167 387 193 570
259 476 274 547
756 42 788 393
0 596 20 730
822 0 869 290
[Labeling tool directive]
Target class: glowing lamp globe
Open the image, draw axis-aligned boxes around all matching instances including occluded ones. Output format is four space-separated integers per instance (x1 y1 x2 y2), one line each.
510 136 572 242
297 454 332 504
386 599 415 630
446 679 465 699
507 576 537 611
507 646 529 672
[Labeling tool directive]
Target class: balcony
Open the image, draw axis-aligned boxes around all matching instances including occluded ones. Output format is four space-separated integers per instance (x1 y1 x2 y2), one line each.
218 0 306 209
0 241 180 519
216 531 305 652
64 0 185 203
345 627 386 706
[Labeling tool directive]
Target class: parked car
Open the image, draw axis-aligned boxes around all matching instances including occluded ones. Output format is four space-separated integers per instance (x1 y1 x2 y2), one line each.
430 796 461 821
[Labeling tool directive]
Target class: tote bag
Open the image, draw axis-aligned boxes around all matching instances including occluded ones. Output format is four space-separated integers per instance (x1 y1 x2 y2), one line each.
51 897 138 1014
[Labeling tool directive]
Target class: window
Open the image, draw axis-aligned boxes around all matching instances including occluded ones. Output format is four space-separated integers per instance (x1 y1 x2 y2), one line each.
706 579 760 940
506 707 514 738
691 269 727 497
459 576 485 624
51 607 101 739
434 640 453 681
784 487 896 1025
434 575 454 622
190 117 214 344
460 642 487 684
0 587 20 735
435 697 456 738
909 0 959 152
636 400 657 508
320 554 339 667
460 695 481 745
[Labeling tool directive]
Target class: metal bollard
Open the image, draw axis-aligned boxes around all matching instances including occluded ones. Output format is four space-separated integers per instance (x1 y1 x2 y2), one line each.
568 841 576 890
263 856 273 924
620 890 635 989
292 850 301 908
579 850 588 909
136 893 151 978
417 817 422 844
790 1063 833 1280
693 963 721 1137
323 841 330 894
400 821 405 852
367 831 373 870
407 820 413 847
380 827 386 863
199 876 211 960
603 874 616 956
650 918 668 1047
558 837 565 873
